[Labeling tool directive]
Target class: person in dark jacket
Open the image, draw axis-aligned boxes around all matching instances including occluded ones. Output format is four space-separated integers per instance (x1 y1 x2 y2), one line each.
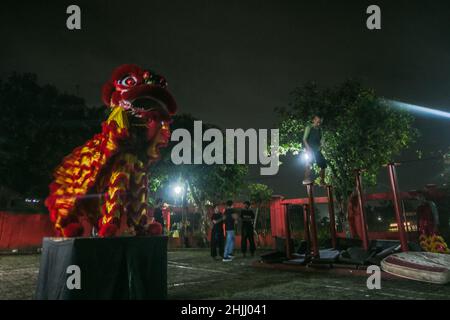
210 204 225 260
223 200 237 261
153 198 165 233
240 201 256 257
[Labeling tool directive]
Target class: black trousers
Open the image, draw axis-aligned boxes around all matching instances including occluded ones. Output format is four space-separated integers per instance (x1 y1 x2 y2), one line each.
312 149 327 169
211 230 224 257
241 226 256 254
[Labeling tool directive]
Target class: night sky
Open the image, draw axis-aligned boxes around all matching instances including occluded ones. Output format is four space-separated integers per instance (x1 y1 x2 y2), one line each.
1 0 450 198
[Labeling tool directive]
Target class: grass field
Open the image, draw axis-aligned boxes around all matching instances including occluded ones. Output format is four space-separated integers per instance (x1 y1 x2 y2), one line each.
1 249 450 300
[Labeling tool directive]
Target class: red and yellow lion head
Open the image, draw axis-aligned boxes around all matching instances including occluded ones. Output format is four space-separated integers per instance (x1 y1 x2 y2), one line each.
102 64 177 161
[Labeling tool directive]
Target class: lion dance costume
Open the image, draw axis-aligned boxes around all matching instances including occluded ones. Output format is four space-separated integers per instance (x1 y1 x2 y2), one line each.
45 64 177 237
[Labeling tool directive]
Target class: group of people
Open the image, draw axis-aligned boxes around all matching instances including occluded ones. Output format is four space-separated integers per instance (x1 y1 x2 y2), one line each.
207 115 326 261
210 200 256 262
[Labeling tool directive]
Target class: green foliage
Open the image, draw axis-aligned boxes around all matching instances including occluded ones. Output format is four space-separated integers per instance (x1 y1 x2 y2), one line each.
150 114 249 241
151 114 249 204
0 73 104 198
247 183 273 237
443 148 450 184
247 183 273 205
276 80 417 203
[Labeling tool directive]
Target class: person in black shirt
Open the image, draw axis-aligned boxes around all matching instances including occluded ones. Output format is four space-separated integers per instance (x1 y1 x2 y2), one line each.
223 200 237 261
303 115 327 185
240 201 256 257
210 204 224 260
153 198 165 234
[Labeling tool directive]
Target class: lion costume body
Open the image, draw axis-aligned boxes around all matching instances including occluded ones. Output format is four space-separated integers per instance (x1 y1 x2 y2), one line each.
45 64 177 237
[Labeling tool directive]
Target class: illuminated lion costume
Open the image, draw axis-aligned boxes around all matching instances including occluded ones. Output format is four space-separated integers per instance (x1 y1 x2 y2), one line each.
45 64 177 237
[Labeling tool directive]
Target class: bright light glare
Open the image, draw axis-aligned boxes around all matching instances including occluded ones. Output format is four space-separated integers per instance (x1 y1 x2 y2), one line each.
301 152 311 163
173 185 183 195
25 198 40 203
389 100 450 119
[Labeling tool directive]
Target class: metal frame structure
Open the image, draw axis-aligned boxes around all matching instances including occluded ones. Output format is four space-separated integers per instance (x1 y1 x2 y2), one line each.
277 163 415 258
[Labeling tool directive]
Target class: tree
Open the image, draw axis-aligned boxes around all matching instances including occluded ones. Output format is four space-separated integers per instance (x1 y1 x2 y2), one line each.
0 73 104 201
276 80 417 212
247 183 273 238
150 114 248 245
443 148 450 184
247 183 273 245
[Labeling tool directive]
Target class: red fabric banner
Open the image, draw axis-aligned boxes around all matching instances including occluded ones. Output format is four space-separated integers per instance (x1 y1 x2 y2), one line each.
0 211 55 250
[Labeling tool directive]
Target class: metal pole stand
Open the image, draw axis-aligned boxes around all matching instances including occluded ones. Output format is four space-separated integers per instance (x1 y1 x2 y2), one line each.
387 163 409 252
302 204 311 256
305 183 320 259
326 185 338 249
283 204 292 259
355 170 370 251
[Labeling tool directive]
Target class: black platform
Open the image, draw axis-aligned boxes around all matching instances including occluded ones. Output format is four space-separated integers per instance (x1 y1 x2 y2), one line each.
36 236 167 300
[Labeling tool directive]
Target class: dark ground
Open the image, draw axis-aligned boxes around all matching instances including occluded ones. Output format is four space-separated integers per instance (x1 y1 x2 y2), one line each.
1 249 450 300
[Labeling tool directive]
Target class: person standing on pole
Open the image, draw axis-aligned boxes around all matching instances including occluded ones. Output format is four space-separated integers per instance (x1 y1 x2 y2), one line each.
303 115 327 186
